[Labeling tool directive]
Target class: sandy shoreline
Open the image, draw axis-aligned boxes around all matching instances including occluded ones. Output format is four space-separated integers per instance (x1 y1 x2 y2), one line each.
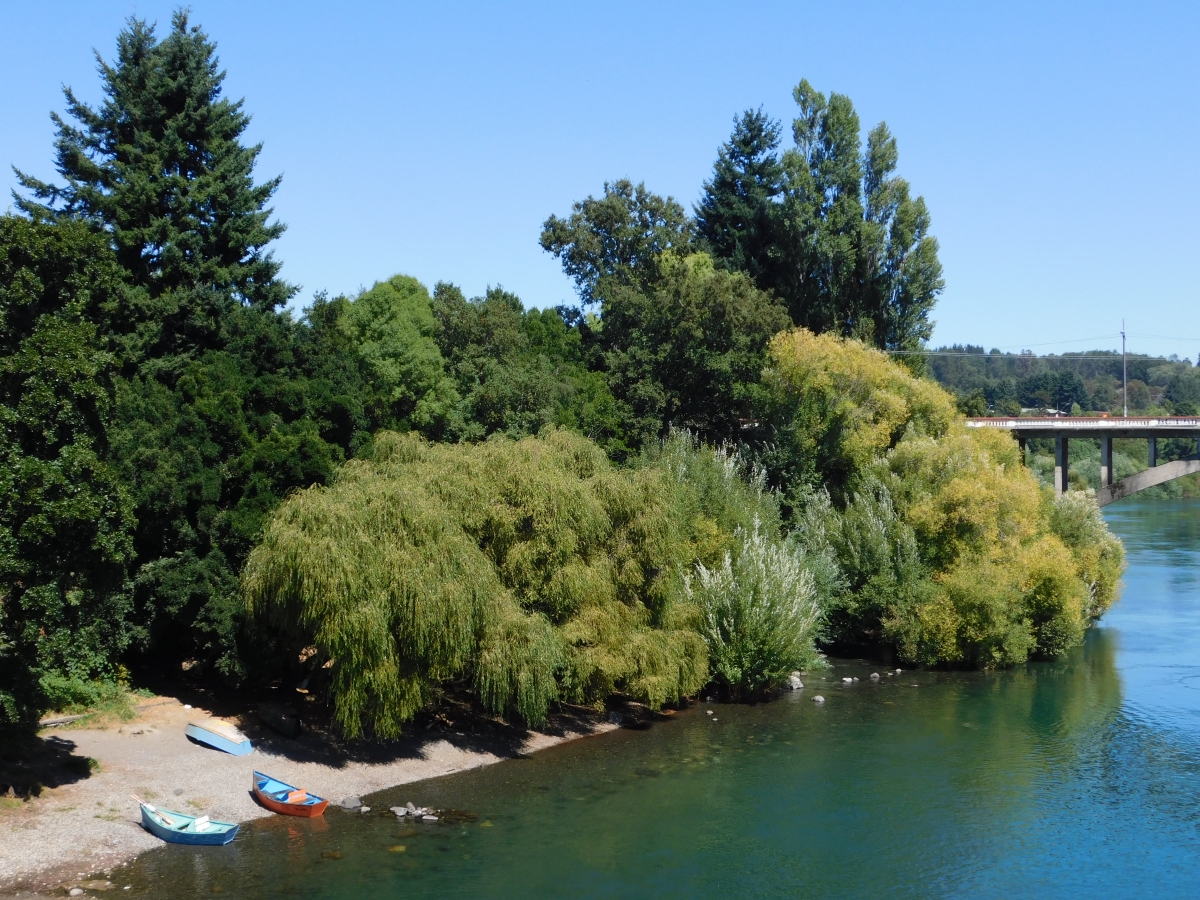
0 696 615 894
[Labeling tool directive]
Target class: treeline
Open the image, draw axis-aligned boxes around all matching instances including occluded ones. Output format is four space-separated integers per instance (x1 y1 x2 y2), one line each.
0 12 1125 734
927 345 1200 415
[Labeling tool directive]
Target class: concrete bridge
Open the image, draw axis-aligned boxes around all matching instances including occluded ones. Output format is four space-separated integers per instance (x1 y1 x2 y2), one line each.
965 417 1200 506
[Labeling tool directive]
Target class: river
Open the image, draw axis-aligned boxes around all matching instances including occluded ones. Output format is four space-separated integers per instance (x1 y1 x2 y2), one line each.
119 499 1200 898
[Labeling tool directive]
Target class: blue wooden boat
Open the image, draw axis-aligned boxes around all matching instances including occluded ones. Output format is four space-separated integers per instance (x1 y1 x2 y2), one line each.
136 799 239 845
185 718 253 755
253 771 329 817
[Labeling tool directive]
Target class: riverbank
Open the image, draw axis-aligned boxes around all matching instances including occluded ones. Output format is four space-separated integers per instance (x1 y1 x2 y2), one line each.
0 695 616 894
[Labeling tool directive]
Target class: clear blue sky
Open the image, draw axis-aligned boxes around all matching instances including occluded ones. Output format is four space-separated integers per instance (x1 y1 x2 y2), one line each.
3 1 1198 357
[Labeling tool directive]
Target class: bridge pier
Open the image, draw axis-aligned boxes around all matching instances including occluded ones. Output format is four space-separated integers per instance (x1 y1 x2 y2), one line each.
1149 437 1157 468
1055 436 1069 496
1100 436 1113 487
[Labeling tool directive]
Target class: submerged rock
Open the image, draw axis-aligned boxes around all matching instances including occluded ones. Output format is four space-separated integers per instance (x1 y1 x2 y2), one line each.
391 806 408 817
788 674 804 690
870 673 880 681
338 797 362 810
812 695 825 704
842 677 853 684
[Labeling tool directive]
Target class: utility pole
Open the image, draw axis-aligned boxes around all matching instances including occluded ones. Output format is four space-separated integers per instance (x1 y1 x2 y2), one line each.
1122 320 1127 418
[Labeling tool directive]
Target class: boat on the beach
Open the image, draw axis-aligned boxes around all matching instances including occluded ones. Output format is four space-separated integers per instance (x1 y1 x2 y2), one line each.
185 717 253 755
252 771 329 817
136 799 239 845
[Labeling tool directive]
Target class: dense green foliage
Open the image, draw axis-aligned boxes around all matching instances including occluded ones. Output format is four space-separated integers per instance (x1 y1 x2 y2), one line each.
244 429 710 736
0 219 135 725
1 12 1129 731
767 330 1124 666
696 82 944 354
925 344 1200 416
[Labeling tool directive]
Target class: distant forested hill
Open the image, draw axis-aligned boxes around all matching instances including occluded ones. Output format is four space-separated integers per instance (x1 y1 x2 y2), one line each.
924 345 1200 416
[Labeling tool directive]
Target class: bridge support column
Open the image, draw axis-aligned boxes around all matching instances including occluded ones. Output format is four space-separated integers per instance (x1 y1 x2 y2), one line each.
1149 437 1158 468
1055 435 1069 496
1100 436 1113 486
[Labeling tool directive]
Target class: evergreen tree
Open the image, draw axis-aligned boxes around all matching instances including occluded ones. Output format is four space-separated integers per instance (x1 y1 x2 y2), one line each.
695 109 784 285
14 10 292 360
700 82 944 355
11 13 349 681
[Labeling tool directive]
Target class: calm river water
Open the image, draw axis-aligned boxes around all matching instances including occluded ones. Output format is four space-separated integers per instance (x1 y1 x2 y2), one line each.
120 499 1200 898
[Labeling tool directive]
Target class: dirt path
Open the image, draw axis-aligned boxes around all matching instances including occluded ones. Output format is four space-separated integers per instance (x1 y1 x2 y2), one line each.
0 697 614 894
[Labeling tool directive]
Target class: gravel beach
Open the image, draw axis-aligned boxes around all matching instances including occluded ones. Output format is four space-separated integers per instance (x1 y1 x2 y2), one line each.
0 696 613 894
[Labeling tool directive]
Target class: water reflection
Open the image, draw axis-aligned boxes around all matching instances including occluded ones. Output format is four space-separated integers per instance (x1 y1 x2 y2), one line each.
111 500 1200 899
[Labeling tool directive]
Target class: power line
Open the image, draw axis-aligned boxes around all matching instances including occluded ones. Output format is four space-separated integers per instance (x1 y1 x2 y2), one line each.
885 350 1186 361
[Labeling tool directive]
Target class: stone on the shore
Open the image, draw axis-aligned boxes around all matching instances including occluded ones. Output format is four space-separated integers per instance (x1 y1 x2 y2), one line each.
360 806 371 813
422 814 438 822
258 702 302 739
69 890 84 897
812 695 825 703
391 806 408 817
339 796 362 809
406 801 417 812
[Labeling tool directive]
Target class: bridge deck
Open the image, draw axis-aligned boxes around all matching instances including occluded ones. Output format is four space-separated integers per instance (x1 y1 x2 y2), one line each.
966 416 1200 438
964 417 1200 503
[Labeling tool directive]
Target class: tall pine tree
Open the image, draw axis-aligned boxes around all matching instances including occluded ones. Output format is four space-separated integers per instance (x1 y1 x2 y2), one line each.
694 109 784 286
15 10 293 361
13 13 356 681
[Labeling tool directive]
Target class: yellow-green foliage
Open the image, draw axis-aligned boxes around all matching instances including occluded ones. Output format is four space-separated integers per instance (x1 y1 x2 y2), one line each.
766 328 957 487
768 329 1125 667
243 429 707 737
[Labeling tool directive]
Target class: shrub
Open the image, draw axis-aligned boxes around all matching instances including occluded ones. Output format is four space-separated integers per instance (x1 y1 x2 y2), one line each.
685 519 824 698
767 329 1126 668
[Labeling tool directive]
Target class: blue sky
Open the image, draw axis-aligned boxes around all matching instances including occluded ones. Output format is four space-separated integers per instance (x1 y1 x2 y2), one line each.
3 1 1198 357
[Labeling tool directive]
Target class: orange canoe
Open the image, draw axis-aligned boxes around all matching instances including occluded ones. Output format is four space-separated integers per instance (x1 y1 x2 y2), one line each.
253 771 328 817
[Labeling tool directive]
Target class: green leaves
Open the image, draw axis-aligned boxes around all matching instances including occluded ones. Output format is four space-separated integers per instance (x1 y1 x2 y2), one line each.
0 217 135 726
698 80 944 354
540 179 693 307
599 253 790 448
16 11 292 321
244 430 709 737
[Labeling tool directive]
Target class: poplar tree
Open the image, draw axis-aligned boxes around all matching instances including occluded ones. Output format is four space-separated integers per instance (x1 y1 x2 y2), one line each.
697 81 944 355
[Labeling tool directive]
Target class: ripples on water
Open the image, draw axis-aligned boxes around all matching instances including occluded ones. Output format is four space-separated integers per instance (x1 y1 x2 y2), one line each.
116 500 1200 899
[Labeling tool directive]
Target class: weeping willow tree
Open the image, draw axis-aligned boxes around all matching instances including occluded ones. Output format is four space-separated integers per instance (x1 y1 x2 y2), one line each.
242 428 708 737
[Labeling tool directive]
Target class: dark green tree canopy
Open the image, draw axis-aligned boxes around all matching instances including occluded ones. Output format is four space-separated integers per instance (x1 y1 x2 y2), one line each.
540 179 692 307
15 10 293 359
600 253 790 447
698 80 944 353
0 217 135 725
694 108 784 285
